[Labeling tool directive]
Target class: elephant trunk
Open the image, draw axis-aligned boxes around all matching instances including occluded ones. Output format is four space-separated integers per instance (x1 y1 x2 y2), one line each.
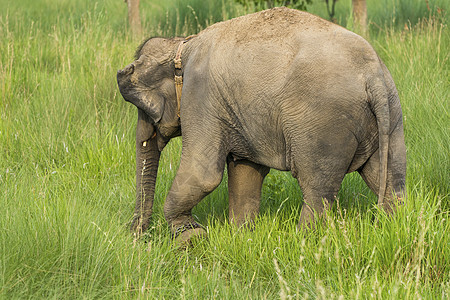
130 115 161 235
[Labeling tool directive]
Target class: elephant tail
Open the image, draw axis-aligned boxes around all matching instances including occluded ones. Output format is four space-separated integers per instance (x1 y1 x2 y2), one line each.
367 76 390 207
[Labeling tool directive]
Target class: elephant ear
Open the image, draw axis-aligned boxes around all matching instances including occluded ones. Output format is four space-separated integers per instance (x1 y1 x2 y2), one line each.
136 108 155 143
144 94 165 124
130 92 165 125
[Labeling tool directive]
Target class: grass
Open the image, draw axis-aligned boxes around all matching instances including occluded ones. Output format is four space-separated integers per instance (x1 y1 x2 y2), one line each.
1 0 449 298
306 0 448 30
143 0 449 36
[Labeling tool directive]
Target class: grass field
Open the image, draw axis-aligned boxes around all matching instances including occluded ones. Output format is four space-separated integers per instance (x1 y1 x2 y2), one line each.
1 0 449 298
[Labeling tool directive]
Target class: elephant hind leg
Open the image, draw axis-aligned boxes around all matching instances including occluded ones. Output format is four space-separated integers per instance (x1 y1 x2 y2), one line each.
293 131 358 230
297 183 342 230
227 157 269 227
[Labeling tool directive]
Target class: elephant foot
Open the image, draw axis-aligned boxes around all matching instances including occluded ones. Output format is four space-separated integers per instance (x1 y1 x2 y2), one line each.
172 223 206 247
298 203 318 232
378 194 406 215
230 218 256 232
298 197 334 232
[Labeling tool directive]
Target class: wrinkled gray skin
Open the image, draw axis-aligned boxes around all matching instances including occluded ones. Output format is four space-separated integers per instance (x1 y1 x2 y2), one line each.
117 8 406 241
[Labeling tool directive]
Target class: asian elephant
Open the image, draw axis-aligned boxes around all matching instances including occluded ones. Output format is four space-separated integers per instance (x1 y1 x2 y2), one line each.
117 7 406 241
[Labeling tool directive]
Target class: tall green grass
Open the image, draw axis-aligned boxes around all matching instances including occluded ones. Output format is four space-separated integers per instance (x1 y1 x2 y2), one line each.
138 0 449 36
1 0 448 298
307 0 448 32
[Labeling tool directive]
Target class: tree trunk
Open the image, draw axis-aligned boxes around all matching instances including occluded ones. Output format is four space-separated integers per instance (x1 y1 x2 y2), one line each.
325 0 339 23
126 0 142 37
352 0 367 35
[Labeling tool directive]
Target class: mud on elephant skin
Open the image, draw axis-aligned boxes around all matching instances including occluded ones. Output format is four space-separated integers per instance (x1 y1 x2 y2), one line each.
117 7 406 242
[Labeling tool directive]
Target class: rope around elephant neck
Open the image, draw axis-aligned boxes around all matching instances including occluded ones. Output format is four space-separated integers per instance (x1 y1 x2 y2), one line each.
174 35 196 119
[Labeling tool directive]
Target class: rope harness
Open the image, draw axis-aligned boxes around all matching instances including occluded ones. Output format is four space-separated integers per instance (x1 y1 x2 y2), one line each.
173 35 195 118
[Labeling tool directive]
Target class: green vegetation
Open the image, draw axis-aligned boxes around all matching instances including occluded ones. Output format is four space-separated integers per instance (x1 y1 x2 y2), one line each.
0 0 448 298
235 0 313 12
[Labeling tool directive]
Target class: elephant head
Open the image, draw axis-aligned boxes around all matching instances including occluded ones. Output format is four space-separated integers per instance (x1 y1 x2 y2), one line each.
117 37 184 234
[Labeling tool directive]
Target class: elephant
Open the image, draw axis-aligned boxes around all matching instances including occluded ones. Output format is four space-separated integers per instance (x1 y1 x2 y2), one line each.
117 7 406 242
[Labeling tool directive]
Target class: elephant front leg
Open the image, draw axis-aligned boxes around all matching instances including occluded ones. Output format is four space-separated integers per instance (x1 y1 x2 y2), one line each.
164 143 226 245
227 157 269 227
